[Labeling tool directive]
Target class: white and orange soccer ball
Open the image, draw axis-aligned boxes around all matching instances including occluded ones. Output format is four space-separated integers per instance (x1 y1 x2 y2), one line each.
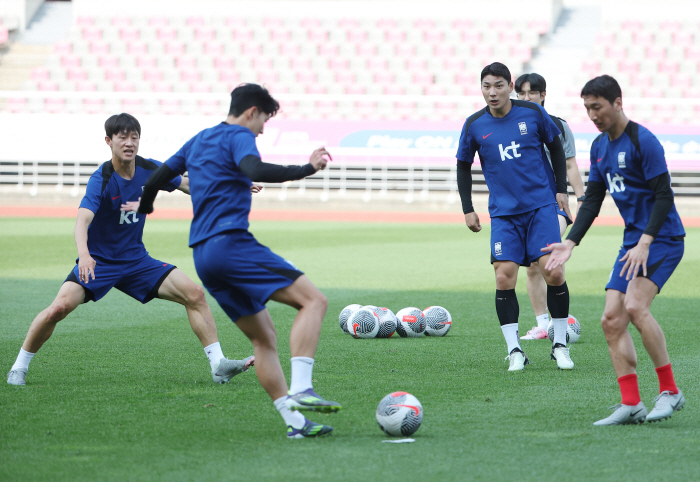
547 314 581 344
372 307 397 338
423 306 452 337
376 391 423 437
339 304 362 334
395 307 426 337
347 308 380 339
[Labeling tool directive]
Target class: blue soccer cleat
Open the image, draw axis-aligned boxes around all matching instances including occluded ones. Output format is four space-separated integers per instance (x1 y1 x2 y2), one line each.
287 417 334 439
285 388 342 413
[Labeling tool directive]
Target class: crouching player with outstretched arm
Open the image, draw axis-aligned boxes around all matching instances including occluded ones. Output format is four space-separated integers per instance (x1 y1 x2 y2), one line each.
135 84 341 439
7 113 254 386
543 75 685 425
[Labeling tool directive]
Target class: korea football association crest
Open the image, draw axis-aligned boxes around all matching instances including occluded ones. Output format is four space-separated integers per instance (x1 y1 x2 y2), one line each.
495 242 502 256
618 152 626 168
518 122 527 135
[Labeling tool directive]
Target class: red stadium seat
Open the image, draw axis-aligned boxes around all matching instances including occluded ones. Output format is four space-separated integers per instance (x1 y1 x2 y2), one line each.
686 46 700 61
631 73 652 88
121 99 143 113
335 70 355 85
412 71 433 86
306 84 326 94
367 58 387 71
376 18 397 29
633 31 654 47
280 43 300 56
511 45 531 62
581 60 600 76
607 45 627 60
160 99 180 114
500 31 520 43
300 18 321 29
263 17 284 28
357 43 377 57
671 74 692 89
462 30 481 43
595 32 615 45
346 85 364 95
242 42 261 56
395 43 413 57
7 97 28 112
225 17 246 27
291 57 311 70
329 57 348 70
660 20 681 31
337 18 359 29
197 99 220 114
219 69 239 84
233 28 253 41
425 85 446 95
424 29 443 44
490 20 511 29
415 19 435 29
271 28 291 42
346 29 366 43
385 29 404 43
296 71 316 84
395 101 416 118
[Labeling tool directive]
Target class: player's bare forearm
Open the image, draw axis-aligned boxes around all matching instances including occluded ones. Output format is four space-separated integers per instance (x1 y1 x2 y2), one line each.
74 208 96 282
566 157 585 198
177 176 191 195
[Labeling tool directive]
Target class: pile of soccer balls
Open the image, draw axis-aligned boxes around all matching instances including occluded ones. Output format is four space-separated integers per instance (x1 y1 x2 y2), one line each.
339 304 452 339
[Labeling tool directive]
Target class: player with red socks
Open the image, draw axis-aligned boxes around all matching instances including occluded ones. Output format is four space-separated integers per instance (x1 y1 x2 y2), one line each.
543 75 685 425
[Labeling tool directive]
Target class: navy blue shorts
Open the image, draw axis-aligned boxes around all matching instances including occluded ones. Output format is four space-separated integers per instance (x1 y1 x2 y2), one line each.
66 256 176 303
606 236 684 294
193 230 303 322
491 204 562 266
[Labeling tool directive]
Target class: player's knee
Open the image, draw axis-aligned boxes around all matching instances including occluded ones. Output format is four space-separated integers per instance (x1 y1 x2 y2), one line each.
47 301 73 322
313 292 328 313
600 311 623 336
185 285 207 308
494 272 514 288
624 299 648 322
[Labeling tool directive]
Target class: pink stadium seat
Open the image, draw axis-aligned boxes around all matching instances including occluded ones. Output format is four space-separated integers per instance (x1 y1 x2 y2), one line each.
646 87 664 98
165 42 185 56
76 81 97 91
136 56 157 68
356 100 375 116
82 27 102 41
673 32 694 48
38 80 58 91
338 18 359 29
631 73 652 87
121 99 143 113
143 69 164 82
160 99 180 114
214 58 234 69
75 16 94 27
105 68 125 82
280 43 300 56
300 18 321 29
306 84 326 94
186 16 206 27
660 20 681 31
328 57 348 71
395 101 416 119
595 32 615 45
452 19 472 30
271 29 291 42
120 27 139 41
394 44 413 57
148 17 169 28
374 71 394 85
335 70 354 84
633 31 654 48
198 99 220 114
114 82 135 92
346 29 366 43
180 70 201 82
189 82 211 93
219 69 239 84
442 58 464 72
195 27 216 42
621 20 642 31
671 74 692 89
376 18 397 29
176 56 197 69
385 29 404 43
412 72 433 85
31 67 50 81
581 60 599 76
152 82 173 92
90 41 110 55
685 46 700 61
415 19 435 29
606 46 627 60
263 17 284 28
618 59 639 74
242 42 261 56
233 28 254 41
511 45 531 62
127 41 148 55
225 17 246 27
646 46 667 61
157 27 178 42
204 41 224 56
99 56 119 68
463 84 482 96
111 17 131 28
53 41 72 54
657 60 678 74
7 97 28 112
528 20 549 34
434 44 453 58
66 68 87 81
318 43 337 57
424 29 443 43
308 29 327 43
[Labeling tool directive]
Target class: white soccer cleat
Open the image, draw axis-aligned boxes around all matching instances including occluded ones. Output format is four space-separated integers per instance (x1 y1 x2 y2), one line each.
520 326 549 340
7 369 27 386
550 343 574 370
646 390 684 422
593 402 647 426
212 356 254 384
505 349 529 371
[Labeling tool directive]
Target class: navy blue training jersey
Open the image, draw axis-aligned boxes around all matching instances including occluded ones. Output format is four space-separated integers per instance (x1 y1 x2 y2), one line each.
80 157 181 263
165 123 260 247
456 99 561 217
588 121 685 246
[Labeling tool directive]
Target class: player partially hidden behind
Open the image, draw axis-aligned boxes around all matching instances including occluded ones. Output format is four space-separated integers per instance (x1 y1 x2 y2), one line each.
133 84 341 438
6 114 253 386
543 75 685 425
456 62 574 371
514 73 586 340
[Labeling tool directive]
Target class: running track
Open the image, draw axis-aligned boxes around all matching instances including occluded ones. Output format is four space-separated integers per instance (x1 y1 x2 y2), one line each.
2 205 700 227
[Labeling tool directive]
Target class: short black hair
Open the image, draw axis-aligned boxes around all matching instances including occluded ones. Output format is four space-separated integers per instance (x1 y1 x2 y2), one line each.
514 73 546 93
105 113 141 138
229 83 280 117
480 62 512 83
580 75 622 106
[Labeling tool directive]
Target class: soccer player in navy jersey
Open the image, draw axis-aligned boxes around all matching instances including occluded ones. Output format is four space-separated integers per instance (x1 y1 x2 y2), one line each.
6 114 254 387
514 73 586 341
135 84 340 438
543 75 685 425
456 62 574 371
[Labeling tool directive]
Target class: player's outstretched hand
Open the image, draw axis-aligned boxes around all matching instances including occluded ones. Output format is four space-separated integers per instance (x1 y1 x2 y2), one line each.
619 235 652 281
78 254 96 284
309 147 332 171
250 184 264 194
120 199 140 212
465 212 481 232
541 240 575 271
556 193 572 220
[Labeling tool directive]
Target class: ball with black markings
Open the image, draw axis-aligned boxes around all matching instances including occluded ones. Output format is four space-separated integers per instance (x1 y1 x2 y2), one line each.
376 391 423 437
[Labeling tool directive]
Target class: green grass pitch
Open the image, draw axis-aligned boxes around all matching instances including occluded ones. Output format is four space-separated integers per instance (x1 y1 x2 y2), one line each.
1 217 699 481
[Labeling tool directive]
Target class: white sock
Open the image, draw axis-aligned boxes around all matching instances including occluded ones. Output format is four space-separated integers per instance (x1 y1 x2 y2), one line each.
536 313 550 330
11 348 35 371
552 318 568 346
289 357 314 394
501 324 521 354
204 342 225 371
274 396 306 428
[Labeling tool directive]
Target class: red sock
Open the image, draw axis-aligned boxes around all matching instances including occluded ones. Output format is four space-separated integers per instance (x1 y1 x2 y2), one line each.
618 374 641 406
655 364 678 394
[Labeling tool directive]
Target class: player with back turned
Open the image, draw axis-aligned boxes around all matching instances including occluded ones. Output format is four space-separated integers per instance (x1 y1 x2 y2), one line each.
543 75 685 425
132 83 341 439
456 62 574 371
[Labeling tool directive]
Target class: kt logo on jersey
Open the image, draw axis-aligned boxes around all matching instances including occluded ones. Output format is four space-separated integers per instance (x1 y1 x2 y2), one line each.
499 141 521 161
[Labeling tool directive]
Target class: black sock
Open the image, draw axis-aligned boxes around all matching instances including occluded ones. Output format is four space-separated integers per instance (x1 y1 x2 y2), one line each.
547 282 569 320
495 289 519 326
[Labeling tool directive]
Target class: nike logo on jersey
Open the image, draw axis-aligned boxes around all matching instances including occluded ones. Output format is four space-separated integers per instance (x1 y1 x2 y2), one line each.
597 158 602 163
483 133 493 139
112 196 121 200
